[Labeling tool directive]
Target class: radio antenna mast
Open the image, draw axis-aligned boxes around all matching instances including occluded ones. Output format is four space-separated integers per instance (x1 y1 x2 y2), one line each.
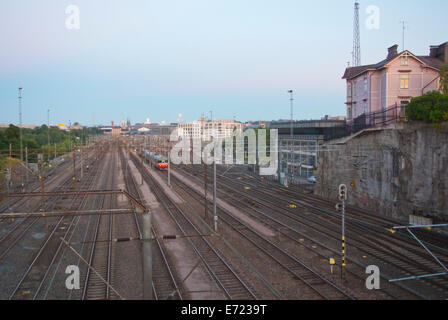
352 2 361 66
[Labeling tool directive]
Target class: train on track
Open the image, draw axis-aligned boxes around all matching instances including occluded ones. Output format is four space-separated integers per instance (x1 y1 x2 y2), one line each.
144 150 168 170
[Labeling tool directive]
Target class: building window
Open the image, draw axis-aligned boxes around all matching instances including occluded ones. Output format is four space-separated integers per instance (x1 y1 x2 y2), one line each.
364 101 368 114
364 76 368 93
401 56 409 66
347 83 352 98
400 74 409 89
353 81 357 96
348 107 352 119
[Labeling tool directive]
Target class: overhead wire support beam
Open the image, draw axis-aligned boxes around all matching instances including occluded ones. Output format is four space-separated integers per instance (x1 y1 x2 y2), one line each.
0 189 147 214
389 224 448 282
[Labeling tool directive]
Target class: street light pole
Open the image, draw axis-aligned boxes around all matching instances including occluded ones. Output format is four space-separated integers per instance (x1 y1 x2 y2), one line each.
69 120 72 152
288 90 294 138
210 110 217 232
47 109 51 162
288 90 294 185
18 88 24 187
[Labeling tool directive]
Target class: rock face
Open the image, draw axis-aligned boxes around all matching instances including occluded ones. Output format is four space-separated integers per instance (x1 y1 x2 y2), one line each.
315 122 448 223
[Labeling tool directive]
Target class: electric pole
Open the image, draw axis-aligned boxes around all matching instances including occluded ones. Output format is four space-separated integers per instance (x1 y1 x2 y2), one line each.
25 147 28 189
69 120 72 152
168 152 171 188
18 88 24 187
210 110 217 232
204 163 208 222
288 90 294 185
47 109 51 162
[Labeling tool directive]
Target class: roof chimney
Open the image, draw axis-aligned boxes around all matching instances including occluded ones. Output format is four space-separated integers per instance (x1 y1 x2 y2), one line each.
430 42 448 63
444 42 448 63
430 46 438 58
387 45 399 59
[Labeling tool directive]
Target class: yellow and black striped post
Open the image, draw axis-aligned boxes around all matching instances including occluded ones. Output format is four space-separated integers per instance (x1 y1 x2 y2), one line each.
341 199 346 279
342 235 346 278
338 184 347 280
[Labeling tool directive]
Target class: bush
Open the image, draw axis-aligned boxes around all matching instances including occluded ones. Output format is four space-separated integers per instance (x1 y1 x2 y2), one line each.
406 91 448 123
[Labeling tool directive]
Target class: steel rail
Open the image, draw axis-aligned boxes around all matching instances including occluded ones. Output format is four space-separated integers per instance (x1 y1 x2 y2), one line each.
8 153 103 300
169 171 355 300
35 152 106 300
119 148 181 300
178 164 447 299
131 152 257 300
82 152 115 300
0 159 97 263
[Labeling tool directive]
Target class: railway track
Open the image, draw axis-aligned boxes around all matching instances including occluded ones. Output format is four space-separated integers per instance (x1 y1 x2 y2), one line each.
0 149 95 213
82 152 116 300
0 154 100 264
0 148 98 248
221 174 448 299
6 150 105 300
178 164 448 299
236 167 448 250
130 152 257 300
165 166 355 300
119 148 181 300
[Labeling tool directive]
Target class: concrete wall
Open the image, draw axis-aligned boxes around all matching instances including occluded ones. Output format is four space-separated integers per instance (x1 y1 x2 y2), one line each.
315 122 448 224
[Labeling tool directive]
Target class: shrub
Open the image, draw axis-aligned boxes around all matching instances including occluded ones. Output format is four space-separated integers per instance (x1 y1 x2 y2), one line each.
406 91 448 123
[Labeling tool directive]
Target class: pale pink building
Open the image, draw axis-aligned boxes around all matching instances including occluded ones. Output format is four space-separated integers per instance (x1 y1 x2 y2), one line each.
343 42 447 126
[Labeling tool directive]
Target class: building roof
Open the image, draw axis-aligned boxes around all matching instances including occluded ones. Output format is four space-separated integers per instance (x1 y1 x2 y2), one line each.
416 56 447 69
342 49 444 80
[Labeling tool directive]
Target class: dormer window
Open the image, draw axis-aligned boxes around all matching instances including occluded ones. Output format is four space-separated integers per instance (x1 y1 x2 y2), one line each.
401 55 409 66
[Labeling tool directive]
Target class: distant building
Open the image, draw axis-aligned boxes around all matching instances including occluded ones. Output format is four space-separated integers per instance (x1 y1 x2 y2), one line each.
268 119 348 185
267 119 347 141
137 127 150 134
244 120 266 128
321 115 346 121
101 126 123 136
150 124 177 136
177 117 242 141
343 42 447 126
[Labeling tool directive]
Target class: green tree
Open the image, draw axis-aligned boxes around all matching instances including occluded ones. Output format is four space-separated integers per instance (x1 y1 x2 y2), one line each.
440 65 448 94
406 91 448 123
5 124 20 142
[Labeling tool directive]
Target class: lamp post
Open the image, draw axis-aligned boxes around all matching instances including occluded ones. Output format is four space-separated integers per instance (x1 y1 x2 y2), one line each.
69 120 72 152
210 111 217 232
47 109 51 162
288 90 294 184
18 88 24 186
288 90 294 138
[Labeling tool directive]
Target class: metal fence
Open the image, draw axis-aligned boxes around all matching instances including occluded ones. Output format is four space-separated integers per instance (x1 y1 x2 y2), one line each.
348 103 407 134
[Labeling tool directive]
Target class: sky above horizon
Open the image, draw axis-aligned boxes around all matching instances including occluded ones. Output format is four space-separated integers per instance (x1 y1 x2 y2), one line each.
1 0 447 126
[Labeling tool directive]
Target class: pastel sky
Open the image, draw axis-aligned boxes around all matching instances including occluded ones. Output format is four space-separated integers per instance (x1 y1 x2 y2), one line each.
0 0 447 126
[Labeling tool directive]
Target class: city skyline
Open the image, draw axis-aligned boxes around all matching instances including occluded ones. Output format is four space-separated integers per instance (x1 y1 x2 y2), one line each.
1 0 447 126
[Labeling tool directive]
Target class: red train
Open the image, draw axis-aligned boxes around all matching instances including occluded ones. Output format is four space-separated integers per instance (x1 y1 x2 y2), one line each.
144 150 168 170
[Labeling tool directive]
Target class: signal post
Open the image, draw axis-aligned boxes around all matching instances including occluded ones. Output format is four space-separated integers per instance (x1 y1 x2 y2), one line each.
336 184 347 280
